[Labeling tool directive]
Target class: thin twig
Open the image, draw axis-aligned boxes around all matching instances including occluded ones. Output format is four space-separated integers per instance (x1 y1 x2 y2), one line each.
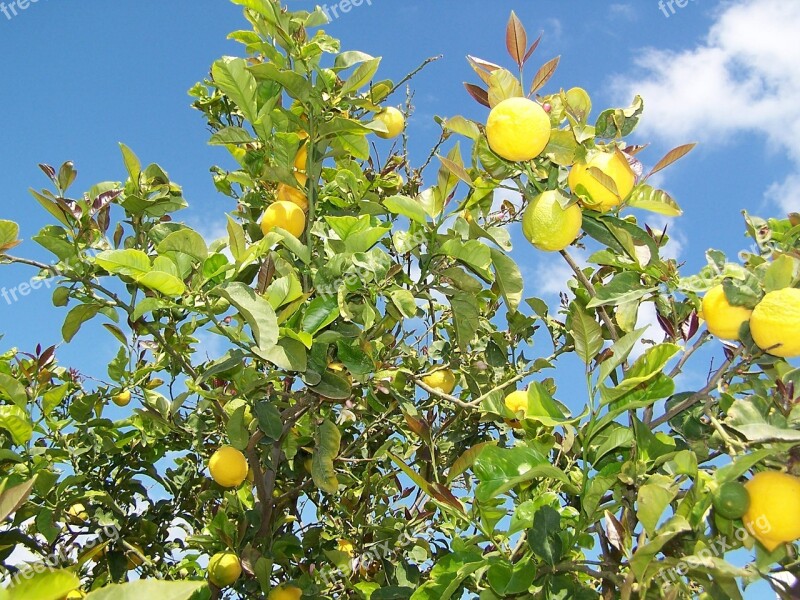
560 250 619 342
388 55 443 98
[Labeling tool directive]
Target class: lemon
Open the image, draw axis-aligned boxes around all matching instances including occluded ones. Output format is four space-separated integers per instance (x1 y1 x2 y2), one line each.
268 585 303 600
125 543 145 569
750 288 800 358
208 551 242 588
64 591 85 600
276 183 309 212
568 150 635 212
294 143 308 172
521 190 583 252
712 481 750 520
421 369 456 395
701 285 753 341
337 539 355 556
208 446 249 488
485 97 551 162
261 201 306 239
66 503 88 524
504 390 528 415
112 389 131 407
743 471 800 551
374 107 405 139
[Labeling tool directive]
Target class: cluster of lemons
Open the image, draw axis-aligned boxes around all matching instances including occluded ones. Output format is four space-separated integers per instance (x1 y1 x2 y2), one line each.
485 96 636 253
259 107 405 241
702 285 800 358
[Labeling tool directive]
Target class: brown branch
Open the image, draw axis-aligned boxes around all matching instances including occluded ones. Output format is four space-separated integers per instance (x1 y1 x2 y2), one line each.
560 249 619 343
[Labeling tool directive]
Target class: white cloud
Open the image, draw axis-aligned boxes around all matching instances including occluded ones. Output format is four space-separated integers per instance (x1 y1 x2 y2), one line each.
613 0 800 214
610 4 637 20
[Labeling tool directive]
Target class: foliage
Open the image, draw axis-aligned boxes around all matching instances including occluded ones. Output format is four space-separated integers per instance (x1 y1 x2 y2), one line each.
1 2 799 599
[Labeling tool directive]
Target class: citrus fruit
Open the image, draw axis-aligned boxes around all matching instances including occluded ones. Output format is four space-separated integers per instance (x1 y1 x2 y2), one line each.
701 285 753 341
276 183 309 212
337 539 355 556
504 390 528 415
64 591 85 600
260 201 306 239
521 190 583 252
112 389 131 407
208 551 242 588
294 143 308 172
743 471 800 551
125 543 145 569
568 150 636 212
421 369 456 395
268 585 303 600
374 107 405 139
66 503 88 524
208 446 249 488
712 481 750 520
485 97 551 162
750 288 800 358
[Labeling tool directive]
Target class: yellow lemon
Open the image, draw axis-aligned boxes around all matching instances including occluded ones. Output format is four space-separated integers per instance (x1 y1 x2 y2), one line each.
208 446 249 488
504 390 528 415
112 389 131 407
421 369 456 395
276 183 309 212
64 591 85 600
208 551 242 588
485 97 551 162
374 107 405 139
568 150 636 212
268 585 303 600
701 285 753 341
744 471 800 552
750 288 800 358
66 503 88 524
337 539 355 556
261 201 306 239
294 143 308 172
521 190 583 252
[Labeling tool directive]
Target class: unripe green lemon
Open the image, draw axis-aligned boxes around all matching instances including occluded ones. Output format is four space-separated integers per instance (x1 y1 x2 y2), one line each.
208 551 242 588
521 191 582 252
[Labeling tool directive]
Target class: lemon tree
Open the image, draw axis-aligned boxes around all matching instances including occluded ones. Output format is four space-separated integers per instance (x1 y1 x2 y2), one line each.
1 4 800 600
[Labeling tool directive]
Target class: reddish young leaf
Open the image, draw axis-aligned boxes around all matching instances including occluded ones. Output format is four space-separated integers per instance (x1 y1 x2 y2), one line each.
523 32 543 64
464 82 490 108
506 11 527 67
648 143 697 178
529 56 560 95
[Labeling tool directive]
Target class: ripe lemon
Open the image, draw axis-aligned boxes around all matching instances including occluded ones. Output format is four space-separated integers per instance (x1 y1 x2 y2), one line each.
568 150 635 212
294 143 308 172
750 288 800 358
276 183 309 212
485 97 551 162
208 551 242 588
268 585 303 600
521 190 583 252
421 369 456 395
701 285 753 341
743 471 800 551
712 481 750 520
337 539 355 556
374 107 405 139
504 390 528 415
112 389 131 407
64 591 85 600
261 201 306 239
208 446 249 488
66 503 88 524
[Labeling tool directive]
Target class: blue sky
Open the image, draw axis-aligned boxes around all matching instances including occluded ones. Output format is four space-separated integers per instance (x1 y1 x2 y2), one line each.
1 1 797 596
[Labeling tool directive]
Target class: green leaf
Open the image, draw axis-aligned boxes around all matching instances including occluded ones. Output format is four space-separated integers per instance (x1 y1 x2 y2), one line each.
595 95 644 139
95 249 151 277
764 255 796 292
570 304 603 364
212 282 279 351
0 405 31 445
445 442 495 484
209 126 256 145
0 220 21 254
254 402 282 442
211 56 259 123
587 271 656 308
5 569 80 600
0 374 27 410
597 327 647 383
253 338 308 372
302 295 340 336
528 506 562 565
226 215 247 262
384 195 428 225
438 239 492 280
473 445 568 501
312 420 341 495
726 400 800 442
626 184 682 217
341 57 381 95
62 304 103 342
636 475 677 536
119 143 142 184
629 515 691 582
490 249 523 312
157 229 208 262
409 551 484 600
136 271 186 296
389 289 417 319
450 292 479 352
601 343 680 404
0 477 36 522
83 580 207 600
487 68 523 107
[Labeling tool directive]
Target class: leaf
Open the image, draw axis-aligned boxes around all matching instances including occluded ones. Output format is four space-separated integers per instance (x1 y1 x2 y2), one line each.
726 400 800 442
490 248 523 312
211 282 279 351
764 255 795 292
626 185 682 217
388 289 417 319
136 271 186 296
0 477 36 522
438 239 492 279
505 11 527 66
62 304 102 343
157 229 208 262
488 68 523 108
5 569 80 600
83 580 207 600
441 116 481 141
450 292 479 352
636 475 677 536
302 295 339 336
601 343 680 404
629 515 691 582
529 56 560 95
570 304 603 364
528 506 562 565
648 143 696 177
597 327 648 383
341 57 381 95
0 406 31 445
209 126 256 145
437 155 473 186
463 83 490 108
226 215 247 261
587 271 656 308
211 56 259 123
119 143 142 184
0 374 28 410
473 445 568 502
0 220 21 254
312 420 341 494
446 441 495 484
95 249 151 277
384 195 428 225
